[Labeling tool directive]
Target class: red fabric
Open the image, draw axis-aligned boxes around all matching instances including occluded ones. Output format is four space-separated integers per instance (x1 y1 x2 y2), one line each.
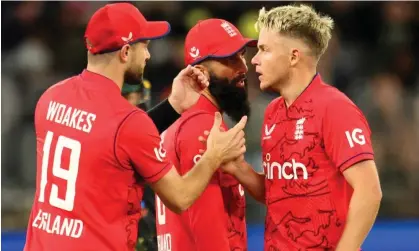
84 3 170 54
25 70 173 251
184 18 256 65
156 96 247 251
261 74 374 250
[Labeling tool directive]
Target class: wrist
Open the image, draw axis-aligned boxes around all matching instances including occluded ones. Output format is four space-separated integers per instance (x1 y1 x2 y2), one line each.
202 149 223 171
225 162 241 177
168 95 182 114
233 161 250 177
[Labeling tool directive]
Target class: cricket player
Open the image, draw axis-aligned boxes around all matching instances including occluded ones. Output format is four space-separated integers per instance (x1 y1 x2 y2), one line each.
24 3 248 251
155 19 256 251
218 4 382 251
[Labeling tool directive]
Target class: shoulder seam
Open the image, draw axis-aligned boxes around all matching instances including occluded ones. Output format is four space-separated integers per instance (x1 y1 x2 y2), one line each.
113 109 141 170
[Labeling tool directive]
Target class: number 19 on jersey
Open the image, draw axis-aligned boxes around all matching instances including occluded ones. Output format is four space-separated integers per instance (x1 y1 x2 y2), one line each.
39 131 81 212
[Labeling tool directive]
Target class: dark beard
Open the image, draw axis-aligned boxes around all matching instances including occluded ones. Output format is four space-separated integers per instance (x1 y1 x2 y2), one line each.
124 68 144 86
208 73 250 122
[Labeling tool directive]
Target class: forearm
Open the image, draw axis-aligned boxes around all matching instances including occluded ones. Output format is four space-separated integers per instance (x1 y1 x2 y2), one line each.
336 189 381 250
176 151 222 211
147 99 180 133
234 162 265 204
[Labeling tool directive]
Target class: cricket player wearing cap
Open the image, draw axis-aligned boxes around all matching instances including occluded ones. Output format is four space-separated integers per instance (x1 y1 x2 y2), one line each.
24 3 248 251
155 19 256 251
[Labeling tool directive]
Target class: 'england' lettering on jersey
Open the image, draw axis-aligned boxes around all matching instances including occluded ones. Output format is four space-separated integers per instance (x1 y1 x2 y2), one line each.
31 209 84 238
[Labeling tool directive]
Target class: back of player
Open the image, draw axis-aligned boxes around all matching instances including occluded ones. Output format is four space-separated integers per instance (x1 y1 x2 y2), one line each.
25 70 147 251
155 96 247 251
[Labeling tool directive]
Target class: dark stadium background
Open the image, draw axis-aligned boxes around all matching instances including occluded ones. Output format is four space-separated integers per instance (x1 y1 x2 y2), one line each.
2 1 419 250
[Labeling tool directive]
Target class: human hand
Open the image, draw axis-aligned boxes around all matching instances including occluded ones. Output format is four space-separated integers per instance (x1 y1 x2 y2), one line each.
205 112 248 164
168 65 209 114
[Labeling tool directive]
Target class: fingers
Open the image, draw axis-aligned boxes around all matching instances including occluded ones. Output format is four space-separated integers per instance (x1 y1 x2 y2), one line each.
231 130 245 144
239 145 246 155
239 137 245 147
176 64 196 82
190 66 201 76
211 112 223 132
178 64 193 76
204 130 209 136
230 116 248 135
190 66 209 89
197 74 206 83
231 133 246 160
235 135 246 155
198 136 206 142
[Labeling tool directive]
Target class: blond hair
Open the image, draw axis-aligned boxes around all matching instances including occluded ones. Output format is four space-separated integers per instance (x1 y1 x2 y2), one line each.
255 4 334 58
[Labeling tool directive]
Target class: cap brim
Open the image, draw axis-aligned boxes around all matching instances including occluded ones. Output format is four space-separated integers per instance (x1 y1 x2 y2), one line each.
142 21 171 40
213 38 257 58
189 37 257 66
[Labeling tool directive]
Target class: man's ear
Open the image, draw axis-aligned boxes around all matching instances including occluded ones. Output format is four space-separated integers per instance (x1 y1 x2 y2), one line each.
193 64 210 80
290 48 301 67
119 45 130 63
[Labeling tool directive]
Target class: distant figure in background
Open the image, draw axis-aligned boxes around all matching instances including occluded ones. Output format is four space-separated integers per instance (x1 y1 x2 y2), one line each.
121 80 158 251
122 79 152 111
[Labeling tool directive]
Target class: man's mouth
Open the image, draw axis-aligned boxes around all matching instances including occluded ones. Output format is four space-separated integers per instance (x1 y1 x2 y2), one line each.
236 79 245 88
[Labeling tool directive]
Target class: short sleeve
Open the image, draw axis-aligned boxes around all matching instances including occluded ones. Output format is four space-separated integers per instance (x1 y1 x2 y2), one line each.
323 98 374 172
115 111 172 183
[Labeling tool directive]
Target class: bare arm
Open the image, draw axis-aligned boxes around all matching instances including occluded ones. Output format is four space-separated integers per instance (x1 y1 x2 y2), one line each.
198 131 266 204
336 160 382 251
151 112 247 213
150 151 222 213
229 161 265 204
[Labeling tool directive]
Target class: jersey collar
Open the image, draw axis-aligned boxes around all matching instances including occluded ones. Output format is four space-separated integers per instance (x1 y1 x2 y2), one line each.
188 95 220 114
79 69 121 95
272 73 323 123
289 73 322 106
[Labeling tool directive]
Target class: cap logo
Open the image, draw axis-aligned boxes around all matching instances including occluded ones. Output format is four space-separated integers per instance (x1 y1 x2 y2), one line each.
121 32 133 43
189 46 200 59
221 21 237 37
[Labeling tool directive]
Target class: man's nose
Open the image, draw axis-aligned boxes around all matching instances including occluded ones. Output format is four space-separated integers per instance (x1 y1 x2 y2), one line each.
251 54 259 66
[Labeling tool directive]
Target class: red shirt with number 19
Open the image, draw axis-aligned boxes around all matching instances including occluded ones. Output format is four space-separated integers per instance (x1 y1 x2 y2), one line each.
24 70 173 251
262 74 374 251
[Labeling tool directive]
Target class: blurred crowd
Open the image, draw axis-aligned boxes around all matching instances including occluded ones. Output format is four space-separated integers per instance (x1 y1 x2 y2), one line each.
2 1 419 229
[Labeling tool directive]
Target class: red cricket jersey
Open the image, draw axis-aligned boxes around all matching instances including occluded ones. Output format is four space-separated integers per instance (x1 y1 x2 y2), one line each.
24 70 172 251
262 74 374 250
155 96 247 251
